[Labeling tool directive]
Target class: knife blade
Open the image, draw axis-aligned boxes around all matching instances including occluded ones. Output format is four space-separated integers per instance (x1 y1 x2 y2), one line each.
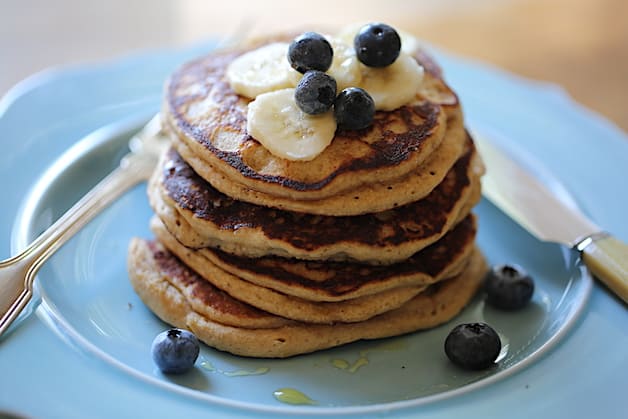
474 133 628 304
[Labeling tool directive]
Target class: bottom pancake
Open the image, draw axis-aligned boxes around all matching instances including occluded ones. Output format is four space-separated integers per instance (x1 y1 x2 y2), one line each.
128 238 487 358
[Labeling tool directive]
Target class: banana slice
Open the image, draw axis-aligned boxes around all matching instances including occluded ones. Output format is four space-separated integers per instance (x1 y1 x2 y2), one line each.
335 23 362 46
357 52 424 111
327 38 362 91
246 88 337 161
336 23 422 55
399 32 421 55
226 43 299 99
287 37 362 92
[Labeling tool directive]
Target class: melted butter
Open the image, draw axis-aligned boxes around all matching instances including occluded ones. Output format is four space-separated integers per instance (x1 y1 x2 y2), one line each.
199 358 269 377
348 356 369 373
199 360 216 372
273 388 316 405
331 359 350 370
331 350 369 373
224 367 270 377
330 338 408 373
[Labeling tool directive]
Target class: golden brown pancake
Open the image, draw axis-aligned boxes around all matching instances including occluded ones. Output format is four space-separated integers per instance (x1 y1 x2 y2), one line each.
151 218 475 324
128 238 293 330
152 214 477 302
128 238 487 358
128 32 486 358
162 39 466 214
150 136 482 263
170 118 468 216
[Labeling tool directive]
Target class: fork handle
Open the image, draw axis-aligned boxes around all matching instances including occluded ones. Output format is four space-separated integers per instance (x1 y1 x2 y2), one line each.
0 151 155 338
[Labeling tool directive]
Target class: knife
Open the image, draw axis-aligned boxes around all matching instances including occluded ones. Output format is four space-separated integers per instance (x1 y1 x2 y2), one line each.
474 133 628 304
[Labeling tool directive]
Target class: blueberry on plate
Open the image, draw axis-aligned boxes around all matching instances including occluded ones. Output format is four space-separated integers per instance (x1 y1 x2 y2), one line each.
444 322 501 370
288 32 334 73
295 70 337 115
354 22 401 67
334 87 375 130
485 264 535 310
151 328 200 374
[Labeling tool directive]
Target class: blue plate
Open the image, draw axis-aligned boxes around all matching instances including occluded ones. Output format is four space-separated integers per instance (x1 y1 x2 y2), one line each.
10 114 593 413
0 44 627 419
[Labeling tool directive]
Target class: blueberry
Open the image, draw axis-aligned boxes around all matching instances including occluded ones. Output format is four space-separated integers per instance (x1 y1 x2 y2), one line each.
151 328 200 374
485 264 534 310
444 322 501 370
288 32 333 73
333 87 375 130
354 23 401 68
295 71 337 115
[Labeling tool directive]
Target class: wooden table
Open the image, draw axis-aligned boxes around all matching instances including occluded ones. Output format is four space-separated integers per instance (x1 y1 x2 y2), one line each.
2 0 626 132
411 0 628 134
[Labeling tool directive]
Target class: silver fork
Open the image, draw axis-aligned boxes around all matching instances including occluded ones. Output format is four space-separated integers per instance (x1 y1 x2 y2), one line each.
0 24 250 340
0 114 167 338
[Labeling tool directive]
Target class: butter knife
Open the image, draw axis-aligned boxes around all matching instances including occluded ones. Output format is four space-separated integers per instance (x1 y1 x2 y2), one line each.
474 133 628 304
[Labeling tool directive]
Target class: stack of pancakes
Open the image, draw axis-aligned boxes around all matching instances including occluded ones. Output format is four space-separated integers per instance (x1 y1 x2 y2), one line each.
127 38 487 358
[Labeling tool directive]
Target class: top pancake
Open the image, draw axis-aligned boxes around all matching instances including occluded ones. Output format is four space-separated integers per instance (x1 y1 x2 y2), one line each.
162 38 463 211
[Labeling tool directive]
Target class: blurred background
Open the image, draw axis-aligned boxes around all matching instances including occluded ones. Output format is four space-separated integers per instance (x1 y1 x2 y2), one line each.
1 0 626 132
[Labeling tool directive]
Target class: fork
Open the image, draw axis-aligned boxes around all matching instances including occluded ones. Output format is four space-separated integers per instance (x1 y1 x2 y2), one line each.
0 114 167 338
0 21 253 339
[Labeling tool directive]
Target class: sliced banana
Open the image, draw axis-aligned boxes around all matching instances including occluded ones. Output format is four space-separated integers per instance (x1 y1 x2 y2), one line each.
226 43 299 99
336 23 422 55
287 37 362 92
399 32 421 56
357 52 424 111
335 23 362 46
246 89 337 161
327 38 362 92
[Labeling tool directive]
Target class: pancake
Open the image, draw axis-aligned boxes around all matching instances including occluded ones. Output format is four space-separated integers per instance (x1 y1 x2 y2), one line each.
129 30 487 358
151 218 475 323
168 109 466 216
152 220 428 323
150 136 482 263
128 238 293 330
152 214 477 302
162 41 465 214
128 238 487 358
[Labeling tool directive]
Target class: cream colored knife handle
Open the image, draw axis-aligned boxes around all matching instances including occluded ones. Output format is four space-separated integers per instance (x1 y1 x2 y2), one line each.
580 235 628 304
0 149 157 339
